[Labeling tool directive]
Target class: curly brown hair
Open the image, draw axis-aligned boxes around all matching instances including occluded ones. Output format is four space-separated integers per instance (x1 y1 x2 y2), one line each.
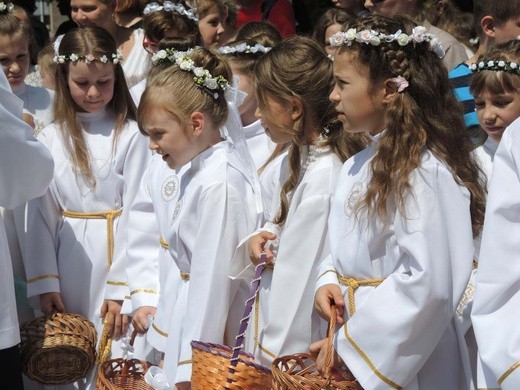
336 14 486 237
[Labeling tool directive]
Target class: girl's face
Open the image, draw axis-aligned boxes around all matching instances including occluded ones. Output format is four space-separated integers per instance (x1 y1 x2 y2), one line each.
71 0 113 31
0 32 30 91
475 89 520 143
324 23 342 56
143 108 198 169
255 94 295 145
330 52 387 134
198 8 224 47
68 61 115 113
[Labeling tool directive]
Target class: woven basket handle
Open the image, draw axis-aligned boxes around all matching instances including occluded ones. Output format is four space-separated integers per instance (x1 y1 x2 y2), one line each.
323 304 337 380
228 253 267 374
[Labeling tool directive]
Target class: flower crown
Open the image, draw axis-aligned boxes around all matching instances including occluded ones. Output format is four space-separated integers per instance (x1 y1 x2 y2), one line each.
218 43 271 55
469 60 520 75
329 26 445 58
151 47 194 64
153 49 229 99
143 1 198 22
53 51 124 64
0 1 14 13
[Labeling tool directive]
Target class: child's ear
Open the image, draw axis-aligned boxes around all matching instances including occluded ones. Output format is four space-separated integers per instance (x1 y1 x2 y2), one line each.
381 78 399 104
480 15 496 39
290 97 304 122
189 111 205 140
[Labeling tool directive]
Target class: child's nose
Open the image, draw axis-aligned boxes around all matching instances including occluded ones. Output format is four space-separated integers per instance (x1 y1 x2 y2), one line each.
87 85 100 97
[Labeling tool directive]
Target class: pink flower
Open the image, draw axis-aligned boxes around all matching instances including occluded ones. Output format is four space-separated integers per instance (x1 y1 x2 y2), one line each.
85 54 95 63
392 76 409 93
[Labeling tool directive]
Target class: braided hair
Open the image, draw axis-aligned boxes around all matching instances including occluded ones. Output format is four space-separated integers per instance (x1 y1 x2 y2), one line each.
336 14 486 237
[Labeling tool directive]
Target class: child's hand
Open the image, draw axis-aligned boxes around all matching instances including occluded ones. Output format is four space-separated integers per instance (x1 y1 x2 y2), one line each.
248 231 277 265
314 284 345 325
132 306 156 334
100 299 129 339
309 339 357 385
22 111 35 129
39 292 65 314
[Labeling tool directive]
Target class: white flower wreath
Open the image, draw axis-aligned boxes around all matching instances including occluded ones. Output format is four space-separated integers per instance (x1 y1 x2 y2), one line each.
469 60 520 75
329 26 445 58
53 51 124 64
0 1 14 13
152 48 229 99
143 1 198 22
218 43 271 55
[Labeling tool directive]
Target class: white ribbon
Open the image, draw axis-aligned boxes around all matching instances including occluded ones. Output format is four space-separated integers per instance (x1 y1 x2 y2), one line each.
144 366 172 390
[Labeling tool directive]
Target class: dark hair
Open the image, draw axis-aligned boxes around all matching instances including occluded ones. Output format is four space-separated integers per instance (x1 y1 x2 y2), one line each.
236 21 281 42
470 39 520 97
54 25 136 187
473 0 520 35
143 0 201 44
313 8 352 47
335 14 486 237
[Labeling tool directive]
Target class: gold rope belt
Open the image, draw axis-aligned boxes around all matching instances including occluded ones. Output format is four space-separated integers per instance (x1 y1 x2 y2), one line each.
63 209 122 269
160 237 169 249
338 275 385 316
62 209 122 364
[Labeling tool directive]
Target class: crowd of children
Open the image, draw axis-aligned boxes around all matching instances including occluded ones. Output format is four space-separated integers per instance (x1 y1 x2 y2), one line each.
2 0 520 389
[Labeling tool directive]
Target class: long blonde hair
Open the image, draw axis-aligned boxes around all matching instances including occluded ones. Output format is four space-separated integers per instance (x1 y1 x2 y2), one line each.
53 25 136 187
254 36 368 226
336 15 486 237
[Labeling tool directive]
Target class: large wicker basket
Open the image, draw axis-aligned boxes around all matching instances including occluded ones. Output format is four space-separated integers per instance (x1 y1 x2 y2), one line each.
191 254 272 389
271 306 360 390
20 313 97 384
97 329 155 390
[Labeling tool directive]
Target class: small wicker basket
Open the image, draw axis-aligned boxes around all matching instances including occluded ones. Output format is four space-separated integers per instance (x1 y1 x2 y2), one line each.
191 254 272 389
20 313 97 385
191 340 272 389
96 329 155 390
271 306 361 390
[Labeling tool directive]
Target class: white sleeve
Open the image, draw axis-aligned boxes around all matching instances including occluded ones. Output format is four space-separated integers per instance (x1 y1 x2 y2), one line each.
472 121 520 389
261 194 332 356
335 164 474 389
25 186 62 298
105 129 151 300
229 221 280 281
125 163 161 311
175 182 254 384
0 74 53 208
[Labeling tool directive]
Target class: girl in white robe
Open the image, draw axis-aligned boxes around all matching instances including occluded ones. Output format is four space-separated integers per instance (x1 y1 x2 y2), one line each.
124 154 188 353
0 70 54 390
219 30 282 170
0 14 55 328
137 47 261 388
230 36 367 367
469 40 520 390
0 12 54 133
471 118 520 390
312 15 486 390
23 26 150 389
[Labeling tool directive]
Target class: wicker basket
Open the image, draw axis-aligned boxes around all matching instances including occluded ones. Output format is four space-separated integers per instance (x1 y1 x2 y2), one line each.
191 340 272 389
271 306 360 390
97 329 155 390
191 254 272 389
20 313 97 385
